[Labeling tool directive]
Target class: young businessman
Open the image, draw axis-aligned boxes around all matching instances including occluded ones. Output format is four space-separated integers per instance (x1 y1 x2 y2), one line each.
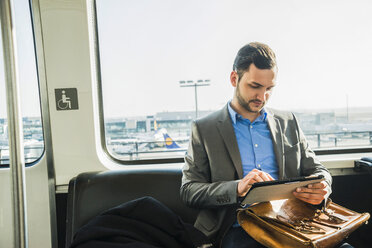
180 42 336 247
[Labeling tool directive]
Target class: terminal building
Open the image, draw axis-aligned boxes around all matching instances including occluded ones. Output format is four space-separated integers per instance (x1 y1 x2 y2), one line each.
105 110 213 139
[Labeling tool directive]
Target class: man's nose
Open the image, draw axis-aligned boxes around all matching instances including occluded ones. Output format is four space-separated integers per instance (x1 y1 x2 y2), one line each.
257 89 267 101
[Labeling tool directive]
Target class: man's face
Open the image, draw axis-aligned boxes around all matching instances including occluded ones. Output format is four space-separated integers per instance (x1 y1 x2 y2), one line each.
232 63 276 113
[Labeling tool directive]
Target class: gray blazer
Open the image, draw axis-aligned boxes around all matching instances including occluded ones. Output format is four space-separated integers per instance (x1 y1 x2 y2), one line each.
180 105 332 245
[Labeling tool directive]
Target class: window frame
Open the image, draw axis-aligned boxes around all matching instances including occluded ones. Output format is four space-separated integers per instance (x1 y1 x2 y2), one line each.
0 0 45 168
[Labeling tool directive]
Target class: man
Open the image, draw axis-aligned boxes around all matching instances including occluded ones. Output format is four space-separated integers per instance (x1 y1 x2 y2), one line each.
180 42 332 247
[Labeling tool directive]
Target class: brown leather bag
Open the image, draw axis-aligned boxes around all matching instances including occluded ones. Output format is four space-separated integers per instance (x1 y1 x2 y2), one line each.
237 198 370 248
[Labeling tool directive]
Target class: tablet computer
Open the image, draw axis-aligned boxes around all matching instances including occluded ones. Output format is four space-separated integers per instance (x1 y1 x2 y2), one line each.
241 175 324 205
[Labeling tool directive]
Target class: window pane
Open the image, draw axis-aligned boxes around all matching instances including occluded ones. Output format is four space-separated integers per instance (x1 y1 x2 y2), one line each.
0 34 7 166
96 0 372 162
0 0 44 166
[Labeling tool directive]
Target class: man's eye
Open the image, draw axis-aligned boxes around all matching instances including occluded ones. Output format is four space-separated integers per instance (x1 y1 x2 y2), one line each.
249 85 260 89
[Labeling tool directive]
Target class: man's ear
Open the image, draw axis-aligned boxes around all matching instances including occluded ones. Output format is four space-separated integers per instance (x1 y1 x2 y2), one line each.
230 71 238 87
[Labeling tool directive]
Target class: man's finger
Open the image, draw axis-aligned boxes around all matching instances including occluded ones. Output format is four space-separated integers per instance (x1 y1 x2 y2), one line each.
296 187 327 195
242 170 259 180
257 171 271 181
266 173 275 180
294 191 324 199
293 194 322 205
293 191 325 205
252 173 264 182
308 182 326 189
251 169 274 182
242 169 275 184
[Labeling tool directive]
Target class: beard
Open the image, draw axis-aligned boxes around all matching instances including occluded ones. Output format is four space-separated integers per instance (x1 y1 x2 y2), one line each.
236 87 265 113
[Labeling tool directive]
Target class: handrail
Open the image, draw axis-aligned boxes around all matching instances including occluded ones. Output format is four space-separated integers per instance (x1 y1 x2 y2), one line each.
0 0 28 247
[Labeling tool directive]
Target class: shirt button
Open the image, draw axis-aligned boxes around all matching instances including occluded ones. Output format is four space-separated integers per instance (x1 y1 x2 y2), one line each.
257 164 261 168
254 144 258 148
250 125 253 129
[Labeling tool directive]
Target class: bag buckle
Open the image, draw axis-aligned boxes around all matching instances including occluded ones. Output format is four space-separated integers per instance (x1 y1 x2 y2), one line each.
294 219 326 234
320 208 348 224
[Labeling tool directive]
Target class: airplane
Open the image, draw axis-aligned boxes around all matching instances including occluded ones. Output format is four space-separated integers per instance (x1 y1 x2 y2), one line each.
163 132 181 149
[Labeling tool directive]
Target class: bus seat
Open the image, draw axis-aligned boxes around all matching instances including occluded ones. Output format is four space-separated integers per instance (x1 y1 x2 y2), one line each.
65 169 199 248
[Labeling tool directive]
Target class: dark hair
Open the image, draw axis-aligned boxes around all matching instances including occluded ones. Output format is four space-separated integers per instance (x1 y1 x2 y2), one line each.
233 42 277 80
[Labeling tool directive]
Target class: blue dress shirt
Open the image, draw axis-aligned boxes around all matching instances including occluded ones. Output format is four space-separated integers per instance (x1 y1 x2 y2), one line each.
227 102 279 180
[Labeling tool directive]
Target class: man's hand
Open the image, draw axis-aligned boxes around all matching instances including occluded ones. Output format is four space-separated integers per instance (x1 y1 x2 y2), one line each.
237 169 274 197
293 181 330 205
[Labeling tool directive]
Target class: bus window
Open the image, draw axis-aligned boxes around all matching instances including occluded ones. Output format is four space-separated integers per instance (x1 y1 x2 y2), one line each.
0 0 44 167
95 0 372 163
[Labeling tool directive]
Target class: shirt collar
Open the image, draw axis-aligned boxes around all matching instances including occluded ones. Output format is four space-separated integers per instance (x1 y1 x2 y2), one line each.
228 101 267 124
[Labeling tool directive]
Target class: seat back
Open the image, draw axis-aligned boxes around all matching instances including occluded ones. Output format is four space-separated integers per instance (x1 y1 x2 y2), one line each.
65 169 198 247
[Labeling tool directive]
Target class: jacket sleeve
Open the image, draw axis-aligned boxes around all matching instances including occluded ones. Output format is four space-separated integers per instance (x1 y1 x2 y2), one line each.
294 114 333 192
180 120 240 209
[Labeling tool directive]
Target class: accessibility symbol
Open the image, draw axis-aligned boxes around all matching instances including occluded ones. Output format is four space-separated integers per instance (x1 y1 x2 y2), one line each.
55 88 79 111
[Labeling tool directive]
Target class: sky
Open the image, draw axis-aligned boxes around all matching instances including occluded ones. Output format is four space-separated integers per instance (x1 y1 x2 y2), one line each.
96 0 372 117
1 0 372 119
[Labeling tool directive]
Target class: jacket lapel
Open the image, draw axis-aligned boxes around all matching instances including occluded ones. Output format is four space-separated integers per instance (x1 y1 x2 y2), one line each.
266 111 285 179
216 106 244 179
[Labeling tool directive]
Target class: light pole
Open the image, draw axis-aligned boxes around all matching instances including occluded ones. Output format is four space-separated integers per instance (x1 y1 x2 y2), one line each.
179 79 210 118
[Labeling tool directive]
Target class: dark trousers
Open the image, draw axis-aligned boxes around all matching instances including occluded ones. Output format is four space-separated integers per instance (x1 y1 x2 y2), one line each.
221 226 265 248
221 226 354 248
